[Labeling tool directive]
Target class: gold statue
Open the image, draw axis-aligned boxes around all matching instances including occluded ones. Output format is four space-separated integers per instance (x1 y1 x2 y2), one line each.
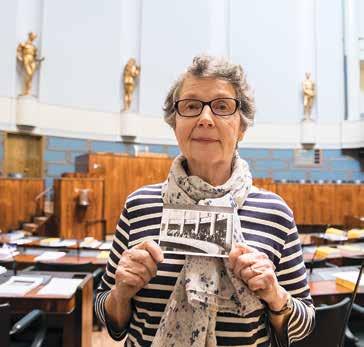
16 32 44 96
302 72 315 119
123 58 140 111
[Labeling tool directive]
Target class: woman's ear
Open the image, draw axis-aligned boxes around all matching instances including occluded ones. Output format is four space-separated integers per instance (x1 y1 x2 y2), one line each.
238 130 245 142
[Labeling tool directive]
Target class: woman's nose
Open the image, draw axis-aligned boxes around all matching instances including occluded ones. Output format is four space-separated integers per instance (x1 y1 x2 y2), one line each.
197 105 215 127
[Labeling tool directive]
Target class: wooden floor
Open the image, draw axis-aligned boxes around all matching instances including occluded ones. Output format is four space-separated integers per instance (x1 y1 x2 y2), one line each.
92 328 125 347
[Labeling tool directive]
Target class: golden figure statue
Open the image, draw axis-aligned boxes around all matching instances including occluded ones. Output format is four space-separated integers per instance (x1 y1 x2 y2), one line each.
16 32 44 96
302 72 315 119
123 58 140 111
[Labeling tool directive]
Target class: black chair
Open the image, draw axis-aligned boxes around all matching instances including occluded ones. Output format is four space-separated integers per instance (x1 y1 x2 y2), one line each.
0 302 46 347
305 258 328 271
295 260 364 347
0 259 17 274
292 297 351 347
346 303 364 347
345 259 364 347
33 261 95 273
341 255 364 267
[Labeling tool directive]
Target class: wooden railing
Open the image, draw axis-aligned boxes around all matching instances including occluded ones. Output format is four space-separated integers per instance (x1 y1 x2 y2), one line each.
74 155 364 230
253 180 364 225
0 178 44 232
53 177 104 239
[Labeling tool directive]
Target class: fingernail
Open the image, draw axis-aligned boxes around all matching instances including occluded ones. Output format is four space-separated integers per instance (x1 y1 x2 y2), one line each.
251 267 263 274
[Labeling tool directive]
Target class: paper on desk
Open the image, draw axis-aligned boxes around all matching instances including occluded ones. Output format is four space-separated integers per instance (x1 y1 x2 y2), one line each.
0 246 19 260
99 242 112 250
6 231 25 242
0 276 43 295
37 278 83 296
34 251 66 261
45 240 77 247
334 271 364 290
80 240 101 248
14 238 33 245
40 238 61 246
97 251 110 259
59 240 77 247
337 244 364 253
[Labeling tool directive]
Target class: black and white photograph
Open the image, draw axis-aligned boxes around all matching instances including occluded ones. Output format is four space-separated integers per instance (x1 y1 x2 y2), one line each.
159 204 234 257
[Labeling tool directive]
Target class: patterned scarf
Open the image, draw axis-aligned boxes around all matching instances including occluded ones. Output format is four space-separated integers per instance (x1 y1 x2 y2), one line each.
152 151 264 347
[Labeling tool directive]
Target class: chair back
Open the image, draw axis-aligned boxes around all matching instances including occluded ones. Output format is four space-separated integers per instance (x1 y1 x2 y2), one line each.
0 259 17 274
292 297 351 347
34 261 94 273
0 302 10 347
341 255 364 266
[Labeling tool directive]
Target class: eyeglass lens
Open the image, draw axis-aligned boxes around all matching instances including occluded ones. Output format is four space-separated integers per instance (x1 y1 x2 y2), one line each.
176 98 237 116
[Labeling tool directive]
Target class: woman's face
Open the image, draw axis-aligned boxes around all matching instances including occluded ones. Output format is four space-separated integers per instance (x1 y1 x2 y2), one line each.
174 75 244 167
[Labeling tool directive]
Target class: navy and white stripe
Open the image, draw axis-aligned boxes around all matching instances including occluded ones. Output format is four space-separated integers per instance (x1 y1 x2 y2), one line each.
95 184 315 346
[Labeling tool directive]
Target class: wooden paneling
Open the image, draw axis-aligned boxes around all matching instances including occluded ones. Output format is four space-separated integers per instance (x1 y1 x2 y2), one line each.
276 184 304 224
276 183 364 225
4 133 44 178
76 153 172 233
253 178 277 193
75 154 363 229
311 184 337 225
0 178 44 232
334 184 364 226
54 178 104 239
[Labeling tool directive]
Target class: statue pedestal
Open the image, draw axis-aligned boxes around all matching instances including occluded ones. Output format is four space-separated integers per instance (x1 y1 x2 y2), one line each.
16 95 39 128
300 118 316 145
120 112 140 141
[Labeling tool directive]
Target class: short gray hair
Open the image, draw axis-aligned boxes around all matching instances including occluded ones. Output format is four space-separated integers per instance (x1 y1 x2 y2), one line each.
163 55 255 131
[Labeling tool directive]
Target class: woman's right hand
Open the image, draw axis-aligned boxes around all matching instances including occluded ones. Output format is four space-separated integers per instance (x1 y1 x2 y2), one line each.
112 240 164 302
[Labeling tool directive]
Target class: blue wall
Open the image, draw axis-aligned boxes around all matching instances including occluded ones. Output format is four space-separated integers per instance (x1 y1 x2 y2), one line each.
0 132 363 192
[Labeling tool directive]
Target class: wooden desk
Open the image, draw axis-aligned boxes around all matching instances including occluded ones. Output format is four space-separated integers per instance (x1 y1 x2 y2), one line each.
0 271 93 347
345 215 364 229
308 266 364 305
309 233 364 246
303 244 364 266
0 235 112 252
13 248 108 269
299 234 314 247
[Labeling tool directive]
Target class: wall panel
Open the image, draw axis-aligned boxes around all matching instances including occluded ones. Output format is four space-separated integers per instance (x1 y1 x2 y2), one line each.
139 0 227 116
39 0 122 112
0 0 18 98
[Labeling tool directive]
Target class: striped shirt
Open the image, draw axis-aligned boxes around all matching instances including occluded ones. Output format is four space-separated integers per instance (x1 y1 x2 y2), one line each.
95 184 315 346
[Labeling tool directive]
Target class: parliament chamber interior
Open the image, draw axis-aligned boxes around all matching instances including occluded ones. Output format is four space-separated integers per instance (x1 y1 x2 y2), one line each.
0 1 363 346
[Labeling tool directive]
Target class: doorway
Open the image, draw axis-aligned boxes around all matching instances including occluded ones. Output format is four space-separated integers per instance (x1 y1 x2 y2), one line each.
4 132 44 178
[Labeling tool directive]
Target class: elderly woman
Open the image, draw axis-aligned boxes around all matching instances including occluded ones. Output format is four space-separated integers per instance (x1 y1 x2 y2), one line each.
95 55 315 346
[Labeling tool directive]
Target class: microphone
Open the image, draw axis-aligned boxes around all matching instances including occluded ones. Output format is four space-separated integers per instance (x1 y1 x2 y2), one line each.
308 246 320 275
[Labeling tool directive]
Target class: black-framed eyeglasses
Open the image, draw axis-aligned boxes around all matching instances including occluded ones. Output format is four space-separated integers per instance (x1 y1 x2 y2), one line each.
174 98 240 117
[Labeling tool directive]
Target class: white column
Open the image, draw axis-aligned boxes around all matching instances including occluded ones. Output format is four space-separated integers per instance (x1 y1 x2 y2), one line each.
344 0 360 120
210 213 216 237
162 209 169 236
195 212 200 236
120 0 142 113
297 0 316 119
180 210 185 235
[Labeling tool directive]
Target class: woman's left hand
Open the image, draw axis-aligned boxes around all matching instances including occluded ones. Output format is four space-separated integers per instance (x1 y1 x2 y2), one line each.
229 243 288 311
